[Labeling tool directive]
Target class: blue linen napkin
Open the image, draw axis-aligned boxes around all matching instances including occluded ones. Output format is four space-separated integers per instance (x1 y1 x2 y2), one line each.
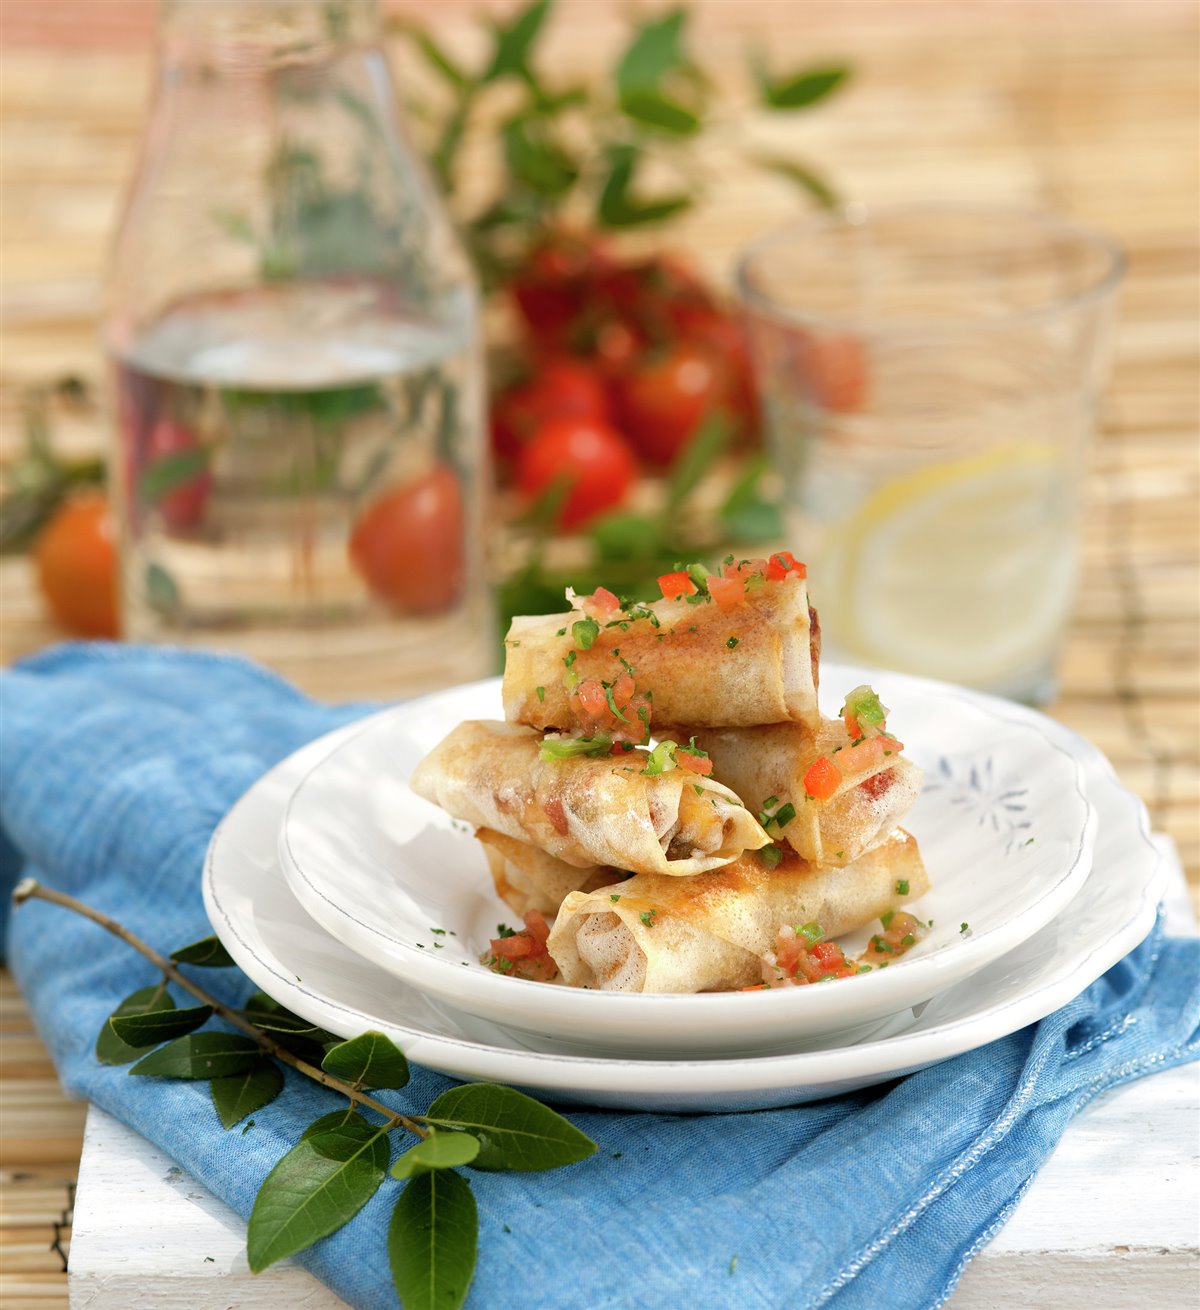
2 643 1197 1310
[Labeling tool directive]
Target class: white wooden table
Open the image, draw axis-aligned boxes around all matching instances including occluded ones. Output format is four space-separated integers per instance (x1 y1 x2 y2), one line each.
66 852 1199 1309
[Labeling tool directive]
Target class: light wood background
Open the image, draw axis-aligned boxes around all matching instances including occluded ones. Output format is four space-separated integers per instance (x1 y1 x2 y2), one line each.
1 2 1197 1306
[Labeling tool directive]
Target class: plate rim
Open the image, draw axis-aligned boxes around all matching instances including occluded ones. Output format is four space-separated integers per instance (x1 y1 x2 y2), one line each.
276 669 1098 1031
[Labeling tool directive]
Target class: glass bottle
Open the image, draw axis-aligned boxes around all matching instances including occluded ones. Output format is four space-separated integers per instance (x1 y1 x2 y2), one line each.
103 0 492 699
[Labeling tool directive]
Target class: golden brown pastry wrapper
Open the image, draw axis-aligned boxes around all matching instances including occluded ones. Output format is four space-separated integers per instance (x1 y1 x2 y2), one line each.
690 719 923 867
411 720 769 876
476 829 624 918
502 580 820 732
547 830 929 993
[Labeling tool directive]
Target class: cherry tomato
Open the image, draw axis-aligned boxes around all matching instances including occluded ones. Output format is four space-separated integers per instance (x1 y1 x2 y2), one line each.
34 492 119 638
509 231 611 348
614 342 733 467
673 307 761 441
794 331 870 413
348 463 464 616
490 360 611 464
516 417 636 530
144 417 212 531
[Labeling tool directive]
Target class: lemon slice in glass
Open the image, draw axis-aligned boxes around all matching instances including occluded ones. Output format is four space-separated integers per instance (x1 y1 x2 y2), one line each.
815 443 1077 686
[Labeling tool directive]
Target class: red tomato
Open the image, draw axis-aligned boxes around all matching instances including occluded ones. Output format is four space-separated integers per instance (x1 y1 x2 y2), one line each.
676 752 714 776
509 232 611 348
348 463 464 616
674 308 760 440
35 492 120 638
516 417 635 530
657 570 696 600
795 331 870 413
490 361 611 464
803 755 842 801
614 343 733 467
145 417 212 532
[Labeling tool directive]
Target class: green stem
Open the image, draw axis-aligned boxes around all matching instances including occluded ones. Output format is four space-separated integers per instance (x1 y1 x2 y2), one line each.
12 879 428 1137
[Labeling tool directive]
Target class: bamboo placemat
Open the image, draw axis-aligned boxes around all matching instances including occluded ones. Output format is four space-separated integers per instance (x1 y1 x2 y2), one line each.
1 4 1196 1305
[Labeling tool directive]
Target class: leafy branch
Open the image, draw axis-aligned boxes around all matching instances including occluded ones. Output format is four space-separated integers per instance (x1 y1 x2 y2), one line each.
394 0 850 283
13 878 597 1308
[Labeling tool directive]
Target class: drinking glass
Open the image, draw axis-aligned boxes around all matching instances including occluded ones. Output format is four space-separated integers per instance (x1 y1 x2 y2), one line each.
737 204 1124 702
103 0 492 699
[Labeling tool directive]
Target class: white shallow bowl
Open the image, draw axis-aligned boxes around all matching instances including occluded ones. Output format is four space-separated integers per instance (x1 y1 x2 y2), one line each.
276 667 1096 1056
205 713 1163 1112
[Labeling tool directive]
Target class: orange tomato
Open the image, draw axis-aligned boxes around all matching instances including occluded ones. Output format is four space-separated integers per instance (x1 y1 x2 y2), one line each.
34 492 120 639
348 464 465 616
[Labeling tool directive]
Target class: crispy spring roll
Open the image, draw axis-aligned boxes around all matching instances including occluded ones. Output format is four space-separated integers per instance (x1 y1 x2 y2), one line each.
411 721 770 876
477 829 625 918
547 829 929 994
690 720 923 868
503 578 820 733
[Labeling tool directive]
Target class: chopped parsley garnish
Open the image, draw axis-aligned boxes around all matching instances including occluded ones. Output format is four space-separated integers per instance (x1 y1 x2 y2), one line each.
726 637 739 649
572 616 601 650
616 653 636 675
536 685 545 703
610 894 621 902
758 843 783 868
539 733 613 760
430 928 447 935
835 850 845 859
496 924 515 938
563 649 576 668
641 740 677 775
960 921 971 935
694 784 705 795
639 910 657 927
1024 836 1035 845
901 934 916 946
757 797 795 832
895 879 910 895
856 965 873 974
603 682 629 722
555 627 566 637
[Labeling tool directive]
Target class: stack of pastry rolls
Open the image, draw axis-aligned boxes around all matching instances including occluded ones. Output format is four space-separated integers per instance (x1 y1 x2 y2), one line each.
411 554 928 993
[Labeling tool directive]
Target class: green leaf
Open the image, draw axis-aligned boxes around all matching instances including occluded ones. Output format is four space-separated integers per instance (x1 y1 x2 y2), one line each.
617 9 686 101
388 1170 478 1310
666 411 732 512
597 145 691 229
321 1031 410 1090
211 1060 284 1129
752 154 839 209
424 1083 597 1172
95 985 175 1066
620 91 700 136
722 498 783 543
590 511 663 563
137 448 209 507
431 101 471 193
755 61 849 110
129 1031 263 1080
144 562 180 616
239 991 324 1036
390 1132 481 1179
408 29 470 90
247 1111 390 1272
502 119 578 197
170 935 236 968
483 0 552 83
110 1003 213 1047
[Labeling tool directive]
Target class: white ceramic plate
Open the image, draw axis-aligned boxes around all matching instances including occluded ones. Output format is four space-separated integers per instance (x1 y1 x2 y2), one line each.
205 711 1162 1111
277 670 1096 1055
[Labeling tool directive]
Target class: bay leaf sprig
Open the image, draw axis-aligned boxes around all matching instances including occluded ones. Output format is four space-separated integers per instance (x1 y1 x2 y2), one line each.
13 878 598 1308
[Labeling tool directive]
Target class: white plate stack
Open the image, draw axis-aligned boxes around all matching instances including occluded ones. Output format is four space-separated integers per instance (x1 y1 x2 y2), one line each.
204 668 1166 1112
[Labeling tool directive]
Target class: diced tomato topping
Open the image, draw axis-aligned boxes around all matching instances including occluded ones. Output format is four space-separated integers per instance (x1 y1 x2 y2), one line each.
708 574 745 611
491 934 537 960
766 550 807 579
587 586 621 614
844 709 860 738
811 941 846 969
658 570 696 600
523 910 551 945
576 679 609 718
803 755 842 801
609 670 635 709
861 911 922 967
774 931 802 975
676 752 714 776
486 912 557 981
843 736 899 775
